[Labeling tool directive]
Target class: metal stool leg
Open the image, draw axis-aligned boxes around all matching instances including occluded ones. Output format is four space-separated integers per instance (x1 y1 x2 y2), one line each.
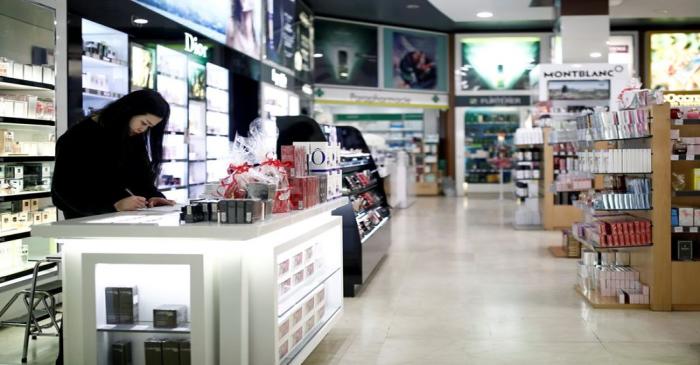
21 262 42 363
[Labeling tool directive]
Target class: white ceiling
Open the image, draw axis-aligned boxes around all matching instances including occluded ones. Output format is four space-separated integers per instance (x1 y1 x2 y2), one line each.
428 0 700 22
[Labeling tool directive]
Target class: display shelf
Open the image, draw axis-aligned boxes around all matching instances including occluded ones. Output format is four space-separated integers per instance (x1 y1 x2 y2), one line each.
355 201 384 219
0 76 54 91
167 131 187 136
573 232 652 251
592 135 652 143
205 133 228 138
97 322 190 334
593 207 653 212
575 285 649 309
672 226 700 233
515 160 541 163
673 191 700 197
278 267 339 318
163 159 188 163
0 228 31 243
0 156 54 162
341 163 371 175
361 217 389 244
361 129 422 134
346 182 378 196
672 155 700 161
81 54 127 68
515 178 541 182
593 172 652 175
82 88 124 100
0 117 55 126
0 191 51 202
672 119 700 126
515 144 543 148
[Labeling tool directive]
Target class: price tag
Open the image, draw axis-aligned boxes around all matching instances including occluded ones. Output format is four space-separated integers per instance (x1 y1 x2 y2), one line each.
674 119 683 126
691 227 699 233
672 155 679 161
674 227 683 233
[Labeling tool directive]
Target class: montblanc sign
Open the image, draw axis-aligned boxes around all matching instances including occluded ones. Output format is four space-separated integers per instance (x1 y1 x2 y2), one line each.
543 65 626 79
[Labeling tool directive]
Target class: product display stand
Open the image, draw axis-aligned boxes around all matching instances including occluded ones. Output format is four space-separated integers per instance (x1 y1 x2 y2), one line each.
33 199 346 364
541 128 583 230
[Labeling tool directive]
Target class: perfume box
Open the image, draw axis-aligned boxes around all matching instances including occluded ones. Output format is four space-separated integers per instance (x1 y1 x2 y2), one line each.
153 305 188 328
678 240 693 261
23 65 32 81
162 340 181 365
110 341 132 365
12 63 23 79
32 212 42 225
218 200 230 223
118 286 138 324
105 287 120 324
679 208 695 226
144 338 164 365
694 169 700 190
695 209 700 226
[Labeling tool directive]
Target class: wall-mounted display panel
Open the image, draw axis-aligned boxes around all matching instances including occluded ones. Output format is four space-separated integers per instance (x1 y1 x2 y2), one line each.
649 32 700 91
458 36 541 92
314 19 378 87
382 27 448 92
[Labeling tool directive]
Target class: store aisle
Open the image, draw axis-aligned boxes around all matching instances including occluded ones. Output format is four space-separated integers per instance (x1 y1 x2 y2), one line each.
304 197 700 365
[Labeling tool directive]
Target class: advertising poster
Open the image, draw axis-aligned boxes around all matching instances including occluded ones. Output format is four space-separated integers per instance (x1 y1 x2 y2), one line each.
265 0 296 69
384 28 447 91
133 0 261 59
460 37 540 91
314 19 378 87
188 61 206 100
650 32 700 91
295 1 313 79
131 44 156 90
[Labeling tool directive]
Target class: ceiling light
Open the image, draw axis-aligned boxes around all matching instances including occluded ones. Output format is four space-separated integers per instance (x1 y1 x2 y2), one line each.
313 53 323 58
133 17 148 25
406 4 420 9
476 11 494 18
589 52 603 58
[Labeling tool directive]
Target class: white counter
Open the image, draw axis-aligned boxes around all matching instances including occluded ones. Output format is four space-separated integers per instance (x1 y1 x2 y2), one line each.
34 199 347 365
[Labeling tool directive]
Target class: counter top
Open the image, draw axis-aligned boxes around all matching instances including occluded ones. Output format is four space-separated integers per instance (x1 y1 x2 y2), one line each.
32 198 348 241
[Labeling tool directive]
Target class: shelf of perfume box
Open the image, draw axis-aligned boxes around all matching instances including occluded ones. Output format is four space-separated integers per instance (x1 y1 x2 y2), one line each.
575 285 649 309
97 321 191 334
82 88 124 101
514 178 541 182
552 153 578 157
355 201 385 220
340 153 371 160
0 117 55 127
0 228 31 243
344 182 379 196
0 77 54 91
341 163 372 175
573 233 652 251
673 191 700 197
163 159 188 163
0 156 54 163
591 135 652 143
158 185 187 192
188 159 208 163
278 266 341 319
0 262 58 289
360 217 389 245
591 172 653 175
205 133 229 138
671 155 700 161
515 144 544 149
514 160 542 164
673 119 700 126
673 226 700 234
82 54 128 68
281 304 342 365
0 191 51 202
551 187 593 193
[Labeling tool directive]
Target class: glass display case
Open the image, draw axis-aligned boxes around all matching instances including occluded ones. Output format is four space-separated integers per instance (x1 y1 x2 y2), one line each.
463 107 521 184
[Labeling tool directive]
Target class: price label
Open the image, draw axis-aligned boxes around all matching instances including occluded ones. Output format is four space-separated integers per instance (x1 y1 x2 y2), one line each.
674 227 683 233
674 119 683 126
672 155 679 161
691 227 699 233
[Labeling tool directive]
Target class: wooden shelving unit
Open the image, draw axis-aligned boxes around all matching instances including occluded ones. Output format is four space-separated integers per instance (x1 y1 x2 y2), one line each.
575 285 649 310
541 128 583 230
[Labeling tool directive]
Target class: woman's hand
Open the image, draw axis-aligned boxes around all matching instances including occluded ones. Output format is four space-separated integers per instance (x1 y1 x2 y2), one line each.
147 197 176 208
114 196 147 211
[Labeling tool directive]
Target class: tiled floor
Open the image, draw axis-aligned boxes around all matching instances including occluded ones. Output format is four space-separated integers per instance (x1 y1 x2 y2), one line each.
2 197 700 364
303 197 700 365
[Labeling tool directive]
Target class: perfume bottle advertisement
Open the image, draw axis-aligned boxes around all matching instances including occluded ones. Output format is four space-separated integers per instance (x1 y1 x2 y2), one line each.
313 19 378 87
459 37 540 91
383 28 448 91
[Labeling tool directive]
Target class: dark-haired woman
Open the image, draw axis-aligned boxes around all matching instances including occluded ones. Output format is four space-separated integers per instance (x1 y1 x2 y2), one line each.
52 89 175 219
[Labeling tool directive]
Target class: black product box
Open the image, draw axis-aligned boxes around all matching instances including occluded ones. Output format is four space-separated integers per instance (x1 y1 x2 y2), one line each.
227 200 238 224
180 204 204 223
263 199 273 219
246 200 264 223
105 287 120 324
162 340 181 365
118 286 138 324
678 240 694 261
111 341 132 365
236 199 245 224
144 338 164 365
179 339 191 365
217 201 229 223
22 163 42 179
153 305 188 328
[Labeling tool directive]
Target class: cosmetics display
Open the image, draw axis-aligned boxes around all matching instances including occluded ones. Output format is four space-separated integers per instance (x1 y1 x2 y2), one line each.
572 215 652 248
0 58 54 85
580 109 651 141
578 149 652 174
0 200 56 233
553 172 593 192
277 284 327 363
514 127 544 145
81 19 129 116
592 177 651 211
0 94 55 120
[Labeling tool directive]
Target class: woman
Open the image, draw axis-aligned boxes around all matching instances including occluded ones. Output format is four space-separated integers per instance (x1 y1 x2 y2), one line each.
226 0 260 58
52 89 175 219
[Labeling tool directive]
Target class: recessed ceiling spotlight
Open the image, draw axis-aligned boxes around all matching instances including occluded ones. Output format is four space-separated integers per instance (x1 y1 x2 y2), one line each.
590 52 603 58
132 16 149 25
476 11 494 18
406 4 420 9
313 53 324 58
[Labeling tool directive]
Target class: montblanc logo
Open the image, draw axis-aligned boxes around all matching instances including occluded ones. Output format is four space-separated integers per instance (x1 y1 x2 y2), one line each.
543 65 624 79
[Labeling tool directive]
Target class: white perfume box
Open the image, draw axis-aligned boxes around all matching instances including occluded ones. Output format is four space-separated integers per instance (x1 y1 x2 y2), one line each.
679 208 695 226
13 64 23 79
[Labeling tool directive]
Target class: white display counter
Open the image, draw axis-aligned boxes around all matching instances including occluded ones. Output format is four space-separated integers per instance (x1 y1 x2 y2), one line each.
32 199 347 365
